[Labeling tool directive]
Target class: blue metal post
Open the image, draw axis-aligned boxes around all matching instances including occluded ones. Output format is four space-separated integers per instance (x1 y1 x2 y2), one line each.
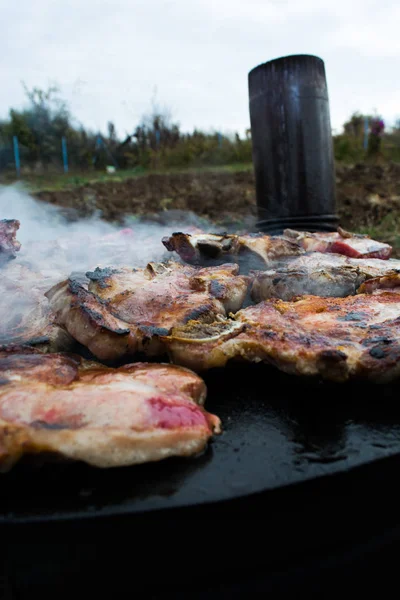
61 136 69 173
13 136 20 177
155 129 161 148
363 117 369 151
217 132 222 148
93 135 102 165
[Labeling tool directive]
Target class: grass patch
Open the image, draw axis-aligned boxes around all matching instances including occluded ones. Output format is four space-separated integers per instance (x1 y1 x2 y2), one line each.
359 214 400 255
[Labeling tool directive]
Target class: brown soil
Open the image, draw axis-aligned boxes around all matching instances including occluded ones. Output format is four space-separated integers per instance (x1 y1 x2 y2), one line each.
335 162 400 230
34 171 256 225
33 162 400 234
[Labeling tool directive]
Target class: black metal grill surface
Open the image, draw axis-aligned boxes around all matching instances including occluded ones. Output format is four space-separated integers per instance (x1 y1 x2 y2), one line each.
2 363 400 524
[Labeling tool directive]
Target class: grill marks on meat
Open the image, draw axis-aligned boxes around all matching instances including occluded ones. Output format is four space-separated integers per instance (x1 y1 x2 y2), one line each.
284 227 392 259
46 261 250 361
163 292 400 382
250 253 400 302
0 220 21 262
162 232 303 269
0 353 220 470
45 279 139 361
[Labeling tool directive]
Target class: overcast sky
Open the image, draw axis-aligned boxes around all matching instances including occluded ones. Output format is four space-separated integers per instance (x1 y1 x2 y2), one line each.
1 0 400 137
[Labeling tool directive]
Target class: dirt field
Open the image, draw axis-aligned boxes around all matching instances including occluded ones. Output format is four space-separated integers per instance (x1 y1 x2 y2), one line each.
33 162 400 251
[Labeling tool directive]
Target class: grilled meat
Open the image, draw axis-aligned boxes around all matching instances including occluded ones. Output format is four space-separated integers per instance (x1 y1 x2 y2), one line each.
46 261 250 361
284 227 392 259
162 232 303 269
0 263 74 352
164 290 400 382
250 253 400 301
357 273 400 295
163 231 400 301
0 352 220 471
0 219 21 262
162 228 392 269
0 223 158 352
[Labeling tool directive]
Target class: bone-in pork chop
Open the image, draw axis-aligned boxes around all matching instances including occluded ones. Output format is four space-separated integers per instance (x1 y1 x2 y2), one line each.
250 253 400 301
162 232 303 269
0 352 220 471
163 231 398 300
283 227 392 259
0 219 21 263
357 273 400 295
162 228 392 268
46 261 250 361
0 263 74 352
163 288 400 382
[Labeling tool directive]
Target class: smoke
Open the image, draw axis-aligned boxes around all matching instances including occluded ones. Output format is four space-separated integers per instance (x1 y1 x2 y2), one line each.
0 185 213 266
0 184 213 346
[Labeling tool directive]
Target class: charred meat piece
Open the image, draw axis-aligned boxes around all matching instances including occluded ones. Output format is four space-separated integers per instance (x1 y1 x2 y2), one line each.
164 292 400 382
251 253 363 301
250 253 400 302
162 232 303 269
86 261 248 315
283 227 392 259
45 278 139 361
357 273 400 295
0 219 21 262
46 261 250 361
0 353 220 471
164 231 399 301
0 263 74 352
163 228 392 270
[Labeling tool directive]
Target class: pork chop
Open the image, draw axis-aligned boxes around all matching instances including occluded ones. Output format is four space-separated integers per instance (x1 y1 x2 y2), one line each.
0 262 74 352
162 232 303 269
46 261 250 361
162 228 392 269
357 273 400 295
284 227 392 259
163 290 400 382
0 352 220 471
0 219 21 262
250 253 400 301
